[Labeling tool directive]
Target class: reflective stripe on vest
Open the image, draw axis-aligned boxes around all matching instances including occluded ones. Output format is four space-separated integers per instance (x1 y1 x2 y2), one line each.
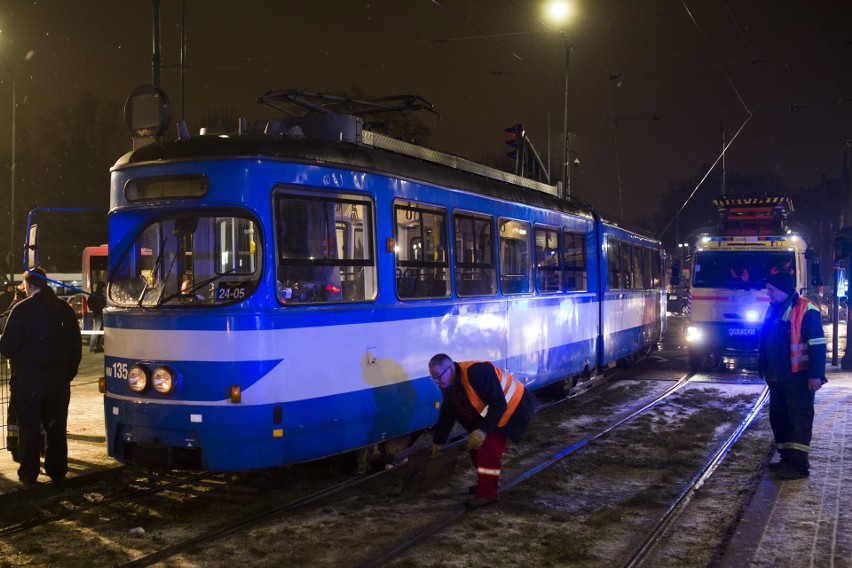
457 361 525 428
786 297 821 373
477 466 501 476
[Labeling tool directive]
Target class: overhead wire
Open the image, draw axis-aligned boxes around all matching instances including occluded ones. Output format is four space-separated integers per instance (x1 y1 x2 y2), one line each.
428 0 550 79
658 0 753 239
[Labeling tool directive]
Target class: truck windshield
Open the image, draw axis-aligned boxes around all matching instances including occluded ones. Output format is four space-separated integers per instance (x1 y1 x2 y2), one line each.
692 250 795 289
109 215 262 307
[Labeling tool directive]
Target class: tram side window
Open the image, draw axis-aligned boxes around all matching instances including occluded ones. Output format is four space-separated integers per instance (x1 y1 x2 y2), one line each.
275 192 376 304
632 244 646 289
621 242 633 290
499 218 532 294
454 212 497 296
563 230 587 292
535 227 562 293
394 202 450 299
651 250 661 289
608 239 621 290
649 247 658 289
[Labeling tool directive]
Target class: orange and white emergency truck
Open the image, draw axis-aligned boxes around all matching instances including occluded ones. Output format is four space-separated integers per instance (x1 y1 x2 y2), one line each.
684 196 810 370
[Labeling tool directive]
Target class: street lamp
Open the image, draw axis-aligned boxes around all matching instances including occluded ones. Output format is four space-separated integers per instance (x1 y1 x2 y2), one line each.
569 150 580 167
544 0 574 199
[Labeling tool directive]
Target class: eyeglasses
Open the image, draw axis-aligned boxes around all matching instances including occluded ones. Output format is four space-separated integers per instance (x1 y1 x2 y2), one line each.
431 366 451 383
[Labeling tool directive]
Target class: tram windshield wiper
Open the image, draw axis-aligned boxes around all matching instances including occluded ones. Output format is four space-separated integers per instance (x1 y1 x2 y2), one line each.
157 267 241 306
137 235 169 307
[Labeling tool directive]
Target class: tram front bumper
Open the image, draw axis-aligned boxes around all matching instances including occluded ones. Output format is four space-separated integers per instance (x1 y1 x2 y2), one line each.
686 322 760 354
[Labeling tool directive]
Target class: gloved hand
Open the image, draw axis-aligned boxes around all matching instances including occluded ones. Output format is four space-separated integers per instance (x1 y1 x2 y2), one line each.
431 443 443 458
467 429 486 450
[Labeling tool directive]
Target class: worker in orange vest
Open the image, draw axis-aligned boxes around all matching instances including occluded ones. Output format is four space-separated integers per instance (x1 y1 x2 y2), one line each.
428 353 537 509
758 269 826 480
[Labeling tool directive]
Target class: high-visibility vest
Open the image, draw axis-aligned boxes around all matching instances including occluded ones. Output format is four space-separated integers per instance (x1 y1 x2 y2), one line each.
786 296 823 373
457 361 525 428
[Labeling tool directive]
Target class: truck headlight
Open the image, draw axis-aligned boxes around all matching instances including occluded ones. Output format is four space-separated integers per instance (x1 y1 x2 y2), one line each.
127 365 149 392
686 326 704 343
152 366 175 394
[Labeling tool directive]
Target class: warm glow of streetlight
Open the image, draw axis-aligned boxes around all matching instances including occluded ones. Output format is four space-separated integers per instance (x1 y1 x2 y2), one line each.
545 0 573 27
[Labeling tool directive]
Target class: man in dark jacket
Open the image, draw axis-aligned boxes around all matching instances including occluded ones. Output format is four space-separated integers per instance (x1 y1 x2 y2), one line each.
0 267 82 485
758 269 826 480
428 353 537 508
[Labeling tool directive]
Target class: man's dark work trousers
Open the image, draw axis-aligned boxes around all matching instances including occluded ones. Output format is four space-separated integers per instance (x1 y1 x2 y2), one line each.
768 381 814 471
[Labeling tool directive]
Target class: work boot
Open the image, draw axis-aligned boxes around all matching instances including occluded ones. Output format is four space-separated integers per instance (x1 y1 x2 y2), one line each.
465 496 498 510
469 481 500 494
767 460 787 472
18 476 38 487
775 463 809 480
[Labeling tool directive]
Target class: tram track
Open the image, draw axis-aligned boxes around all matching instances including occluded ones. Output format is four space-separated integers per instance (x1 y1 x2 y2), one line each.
0 469 210 538
118 465 397 568
113 367 618 567
622 385 769 567
0 364 771 566
356 372 768 568
108 369 696 567
0 366 603 565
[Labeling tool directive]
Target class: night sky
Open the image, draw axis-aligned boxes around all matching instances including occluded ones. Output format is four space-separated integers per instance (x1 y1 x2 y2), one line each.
1 0 850 237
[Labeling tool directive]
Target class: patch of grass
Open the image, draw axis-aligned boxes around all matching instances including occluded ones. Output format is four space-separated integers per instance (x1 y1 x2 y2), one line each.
538 528 599 563
654 427 699 452
469 516 503 531
621 491 666 509
680 406 738 436
19 543 46 555
586 505 624 528
673 388 722 405
388 560 420 568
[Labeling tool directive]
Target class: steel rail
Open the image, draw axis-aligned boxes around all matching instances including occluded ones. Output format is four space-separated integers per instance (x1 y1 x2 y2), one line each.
355 372 695 568
119 464 399 567
622 384 770 567
503 372 693 490
0 469 209 538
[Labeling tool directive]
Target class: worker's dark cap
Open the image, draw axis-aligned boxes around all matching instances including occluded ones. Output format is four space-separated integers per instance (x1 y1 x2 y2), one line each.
766 269 796 295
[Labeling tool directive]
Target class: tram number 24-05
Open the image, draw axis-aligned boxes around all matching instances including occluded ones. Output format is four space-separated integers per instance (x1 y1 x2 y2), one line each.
217 282 248 301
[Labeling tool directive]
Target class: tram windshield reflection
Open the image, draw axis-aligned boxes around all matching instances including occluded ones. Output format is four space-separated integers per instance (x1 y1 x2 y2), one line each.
109 215 262 307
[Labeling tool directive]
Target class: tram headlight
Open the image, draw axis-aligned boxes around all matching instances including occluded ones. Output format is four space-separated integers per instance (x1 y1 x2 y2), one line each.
127 365 149 392
686 325 704 343
152 366 175 394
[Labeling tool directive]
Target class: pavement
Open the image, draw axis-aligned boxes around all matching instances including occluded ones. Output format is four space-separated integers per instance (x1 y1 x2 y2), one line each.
0 332 850 566
719 362 852 567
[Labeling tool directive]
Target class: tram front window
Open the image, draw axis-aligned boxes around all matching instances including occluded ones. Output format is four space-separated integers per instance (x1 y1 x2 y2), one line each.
109 215 262 307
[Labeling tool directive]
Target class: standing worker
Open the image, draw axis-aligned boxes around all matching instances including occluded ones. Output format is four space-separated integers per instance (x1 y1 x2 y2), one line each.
758 269 826 480
428 353 537 509
0 267 82 486
87 281 106 353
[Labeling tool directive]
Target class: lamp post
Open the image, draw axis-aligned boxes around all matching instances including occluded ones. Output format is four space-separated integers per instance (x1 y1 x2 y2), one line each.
2 56 15 283
544 0 574 199
561 32 571 198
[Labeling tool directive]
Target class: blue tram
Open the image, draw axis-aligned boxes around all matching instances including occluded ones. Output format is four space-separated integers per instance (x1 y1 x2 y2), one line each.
101 90 665 471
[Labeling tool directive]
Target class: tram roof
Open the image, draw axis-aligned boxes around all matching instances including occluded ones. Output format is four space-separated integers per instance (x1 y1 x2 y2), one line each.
115 129 597 221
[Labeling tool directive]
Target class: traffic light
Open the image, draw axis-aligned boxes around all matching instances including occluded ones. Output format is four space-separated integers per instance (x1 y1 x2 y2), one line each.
505 123 525 175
